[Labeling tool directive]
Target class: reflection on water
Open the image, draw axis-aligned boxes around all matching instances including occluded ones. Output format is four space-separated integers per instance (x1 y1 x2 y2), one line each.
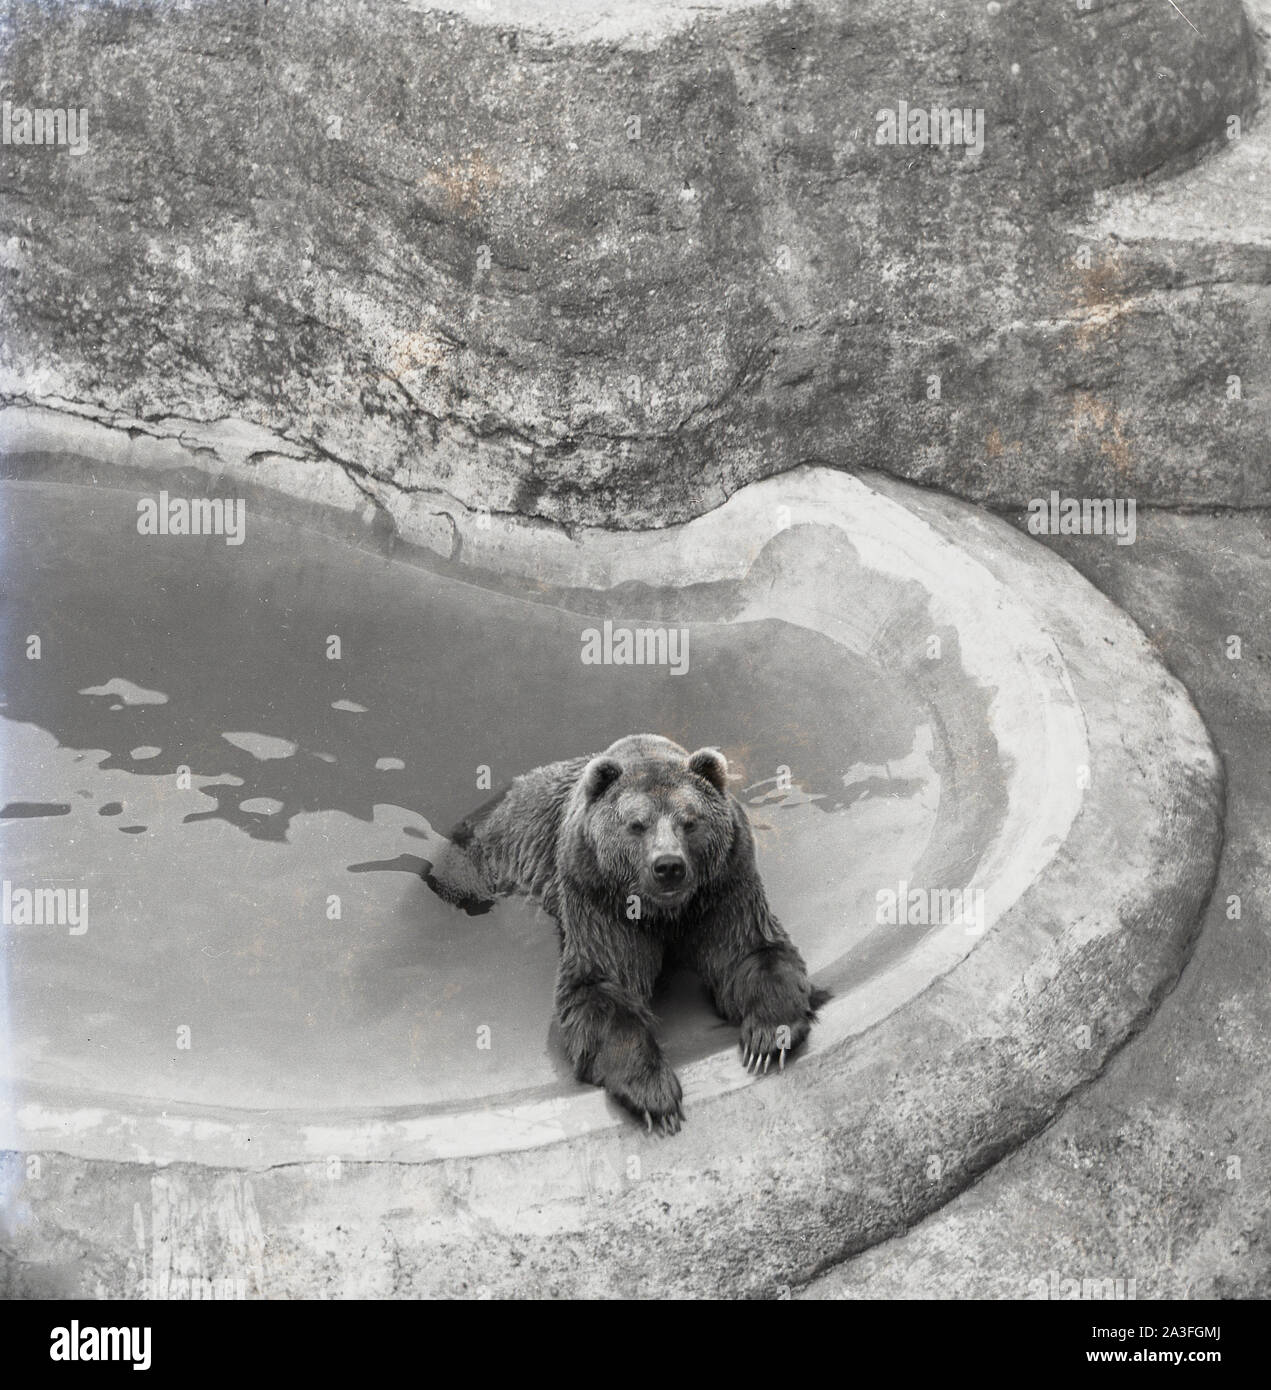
1 486 924 845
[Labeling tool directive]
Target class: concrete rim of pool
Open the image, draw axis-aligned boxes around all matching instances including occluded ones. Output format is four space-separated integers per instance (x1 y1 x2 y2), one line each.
1 417 1224 1296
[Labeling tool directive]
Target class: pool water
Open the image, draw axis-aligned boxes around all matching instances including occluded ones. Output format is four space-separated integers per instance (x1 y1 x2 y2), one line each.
0 479 1004 1111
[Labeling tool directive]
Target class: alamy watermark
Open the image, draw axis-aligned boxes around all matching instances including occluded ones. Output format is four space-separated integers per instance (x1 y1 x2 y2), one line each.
137 491 246 546
49 1323 151 1369
580 620 690 675
876 880 985 934
1029 1270 1138 1300
1027 492 1137 545
2 879 87 934
1 94 89 155
875 100 984 155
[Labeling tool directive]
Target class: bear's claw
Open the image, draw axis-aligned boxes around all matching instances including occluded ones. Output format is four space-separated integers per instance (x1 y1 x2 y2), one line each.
604 1056 684 1135
741 1021 807 1075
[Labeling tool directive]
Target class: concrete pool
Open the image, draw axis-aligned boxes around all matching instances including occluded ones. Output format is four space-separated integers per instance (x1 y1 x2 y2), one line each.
0 430 1223 1296
1 474 1014 1115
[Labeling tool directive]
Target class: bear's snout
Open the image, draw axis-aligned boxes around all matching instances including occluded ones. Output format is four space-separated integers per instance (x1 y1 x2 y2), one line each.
640 848 694 909
652 853 687 887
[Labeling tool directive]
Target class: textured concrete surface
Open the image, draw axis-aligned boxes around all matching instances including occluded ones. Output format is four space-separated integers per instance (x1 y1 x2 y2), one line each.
801 506 1271 1300
0 452 1223 1297
0 0 1264 527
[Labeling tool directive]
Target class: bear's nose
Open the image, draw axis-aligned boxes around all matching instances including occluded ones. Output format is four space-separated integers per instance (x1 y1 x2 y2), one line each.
652 855 686 885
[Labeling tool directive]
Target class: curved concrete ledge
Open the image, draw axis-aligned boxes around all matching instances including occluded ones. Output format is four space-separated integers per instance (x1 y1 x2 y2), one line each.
0 0 1263 524
1 419 1223 1297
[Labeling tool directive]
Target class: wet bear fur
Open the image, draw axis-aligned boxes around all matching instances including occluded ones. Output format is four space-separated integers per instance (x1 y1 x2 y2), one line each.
424 734 827 1133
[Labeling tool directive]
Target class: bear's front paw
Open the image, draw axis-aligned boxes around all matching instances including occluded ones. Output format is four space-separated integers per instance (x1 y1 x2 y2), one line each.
739 1014 813 1074
605 1057 685 1136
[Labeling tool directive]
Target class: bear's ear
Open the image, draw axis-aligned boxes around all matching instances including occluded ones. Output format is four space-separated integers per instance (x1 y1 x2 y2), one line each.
581 756 623 801
688 747 729 793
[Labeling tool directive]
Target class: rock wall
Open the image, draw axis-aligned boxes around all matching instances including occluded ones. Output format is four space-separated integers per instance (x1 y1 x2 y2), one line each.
0 0 1264 526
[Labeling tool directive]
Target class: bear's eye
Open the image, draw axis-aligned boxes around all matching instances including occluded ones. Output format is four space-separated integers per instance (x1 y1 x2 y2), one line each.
681 819 697 833
628 820 647 835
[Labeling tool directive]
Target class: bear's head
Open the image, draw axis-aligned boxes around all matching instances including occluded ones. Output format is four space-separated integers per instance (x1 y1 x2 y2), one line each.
571 735 736 914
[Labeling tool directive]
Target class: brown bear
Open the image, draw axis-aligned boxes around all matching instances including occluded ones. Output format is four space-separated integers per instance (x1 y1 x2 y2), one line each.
423 734 826 1134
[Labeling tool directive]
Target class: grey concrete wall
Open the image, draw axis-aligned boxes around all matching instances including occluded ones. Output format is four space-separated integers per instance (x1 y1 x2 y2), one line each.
0 0 1265 526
